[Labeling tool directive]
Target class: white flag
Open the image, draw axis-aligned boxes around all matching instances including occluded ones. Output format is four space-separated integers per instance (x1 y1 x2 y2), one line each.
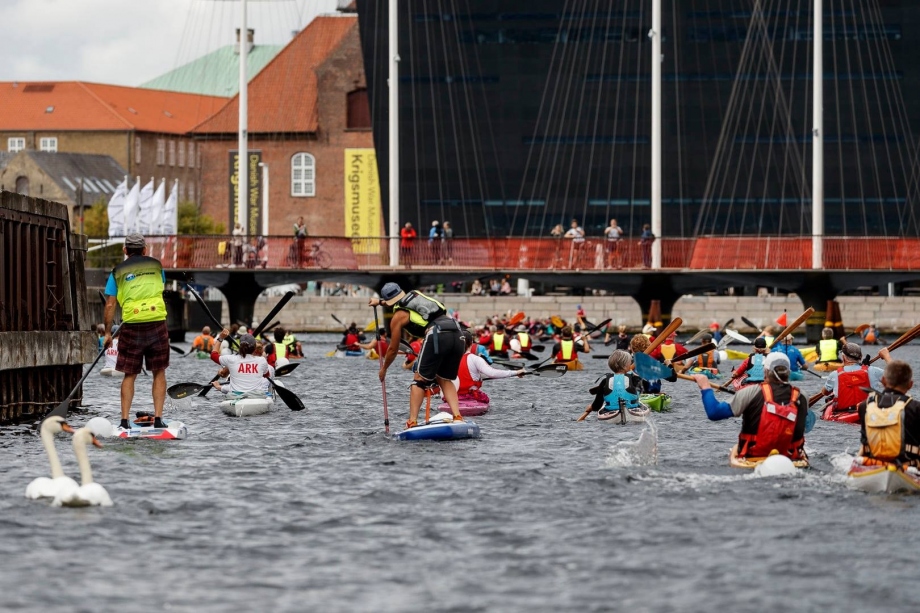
162 179 179 235
106 176 127 237
150 179 167 234
136 179 155 234
123 177 141 234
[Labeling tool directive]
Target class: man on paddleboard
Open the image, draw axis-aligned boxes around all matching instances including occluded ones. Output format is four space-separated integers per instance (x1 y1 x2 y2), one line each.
103 233 170 430
370 283 465 428
693 353 808 462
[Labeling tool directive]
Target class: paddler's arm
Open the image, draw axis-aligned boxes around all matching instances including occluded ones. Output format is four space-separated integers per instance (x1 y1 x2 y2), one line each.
102 295 118 348
692 374 733 420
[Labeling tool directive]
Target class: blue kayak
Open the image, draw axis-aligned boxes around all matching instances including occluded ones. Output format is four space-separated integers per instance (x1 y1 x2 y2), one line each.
394 420 481 441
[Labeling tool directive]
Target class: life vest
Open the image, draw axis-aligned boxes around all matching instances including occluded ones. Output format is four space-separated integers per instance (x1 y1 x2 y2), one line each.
273 342 288 359
863 329 877 343
345 333 360 350
739 384 801 459
836 365 870 409
392 291 447 338
864 394 909 462
763 336 775 347
746 353 766 382
602 374 639 410
517 332 531 350
492 333 506 352
194 335 214 352
557 340 575 361
695 351 715 369
457 354 479 395
111 255 166 323
660 343 677 361
818 339 839 362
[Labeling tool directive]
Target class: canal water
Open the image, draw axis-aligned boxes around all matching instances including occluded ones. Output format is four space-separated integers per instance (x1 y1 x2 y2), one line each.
2 337 920 612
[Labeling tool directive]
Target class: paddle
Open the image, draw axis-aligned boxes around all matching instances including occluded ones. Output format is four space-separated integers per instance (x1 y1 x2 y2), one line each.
330 313 349 330
253 292 295 338
676 342 718 364
185 284 239 350
167 381 208 400
493 359 526 370
508 311 526 327
685 329 708 345
529 344 546 352
634 352 674 380
741 316 760 333
374 305 390 434
584 318 612 339
645 317 683 355
802 368 825 380
45 330 121 420
843 323 870 341
274 362 299 377
723 329 751 344
169 345 187 355
522 363 567 378
550 315 565 329
767 308 815 349
197 374 221 397
676 372 736 395
592 354 611 360
268 378 305 411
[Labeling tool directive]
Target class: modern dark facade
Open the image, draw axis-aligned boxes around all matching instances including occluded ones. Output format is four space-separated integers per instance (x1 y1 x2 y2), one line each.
356 0 920 238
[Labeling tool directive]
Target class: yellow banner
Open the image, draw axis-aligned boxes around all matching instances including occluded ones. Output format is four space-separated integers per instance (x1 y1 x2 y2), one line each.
344 148 381 253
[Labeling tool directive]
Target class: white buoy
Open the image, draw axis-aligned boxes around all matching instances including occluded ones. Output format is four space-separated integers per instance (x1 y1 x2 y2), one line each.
754 454 797 477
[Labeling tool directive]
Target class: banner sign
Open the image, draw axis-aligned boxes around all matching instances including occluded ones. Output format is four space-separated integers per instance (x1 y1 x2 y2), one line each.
229 150 262 233
345 148 381 253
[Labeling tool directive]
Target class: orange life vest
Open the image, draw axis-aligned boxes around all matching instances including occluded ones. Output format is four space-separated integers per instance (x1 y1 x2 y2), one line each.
695 351 715 369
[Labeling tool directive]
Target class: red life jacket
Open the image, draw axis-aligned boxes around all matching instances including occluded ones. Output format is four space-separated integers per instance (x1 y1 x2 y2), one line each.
695 351 714 369
517 332 531 350
376 339 389 355
457 354 478 395
345 333 360 350
739 384 801 459
556 340 575 361
836 365 870 409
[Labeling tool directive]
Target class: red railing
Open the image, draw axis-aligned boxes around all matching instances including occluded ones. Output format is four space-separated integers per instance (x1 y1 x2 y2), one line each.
85 235 920 271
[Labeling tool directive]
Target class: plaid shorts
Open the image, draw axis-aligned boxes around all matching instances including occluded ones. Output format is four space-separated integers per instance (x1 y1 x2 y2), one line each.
116 321 170 375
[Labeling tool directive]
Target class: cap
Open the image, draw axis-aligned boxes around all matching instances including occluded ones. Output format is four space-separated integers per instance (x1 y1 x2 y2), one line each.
709 322 720 330
701 334 712 343
125 233 146 249
754 337 767 349
239 334 256 350
380 282 406 306
842 342 862 360
763 352 790 372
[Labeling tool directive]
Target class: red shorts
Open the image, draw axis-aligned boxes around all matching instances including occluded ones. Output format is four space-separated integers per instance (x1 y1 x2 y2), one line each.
116 321 170 374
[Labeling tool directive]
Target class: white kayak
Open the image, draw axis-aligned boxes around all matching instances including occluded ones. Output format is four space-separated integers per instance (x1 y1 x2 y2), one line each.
113 416 187 440
220 396 273 417
100 368 125 379
846 459 920 494
394 412 481 441
597 405 651 424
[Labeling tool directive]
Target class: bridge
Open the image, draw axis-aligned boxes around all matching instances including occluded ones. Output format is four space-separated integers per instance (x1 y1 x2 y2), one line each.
87 234 920 339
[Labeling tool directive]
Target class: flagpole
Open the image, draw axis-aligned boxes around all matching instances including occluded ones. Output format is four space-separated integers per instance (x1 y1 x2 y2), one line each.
238 0 249 236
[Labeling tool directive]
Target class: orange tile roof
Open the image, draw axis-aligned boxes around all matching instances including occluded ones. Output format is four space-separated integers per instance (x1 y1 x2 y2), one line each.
193 15 356 135
0 81 227 134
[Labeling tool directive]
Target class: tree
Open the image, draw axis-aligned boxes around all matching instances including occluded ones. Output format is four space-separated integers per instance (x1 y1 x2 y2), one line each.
82 199 109 237
178 201 225 235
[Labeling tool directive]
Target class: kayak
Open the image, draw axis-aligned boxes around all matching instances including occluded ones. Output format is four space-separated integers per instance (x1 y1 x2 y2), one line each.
196 351 210 359
813 361 842 373
801 347 818 362
597 405 651 423
639 393 672 412
847 459 920 494
114 415 187 440
724 349 749 360
436 397 490 417
100 367 125 379
367 349 379 360
394 413 481 441
820 400 860 424
332 349 365 358
685 366 721 380
729 445 809 469
220 396 273 417
556 359 583 371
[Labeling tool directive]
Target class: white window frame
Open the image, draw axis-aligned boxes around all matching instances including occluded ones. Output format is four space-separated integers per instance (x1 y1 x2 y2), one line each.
135 136 142 164
39 137 57 152
7 137 25 152
291 152 315 197
156 139 165 165
168 140 176 167
187 142 195 168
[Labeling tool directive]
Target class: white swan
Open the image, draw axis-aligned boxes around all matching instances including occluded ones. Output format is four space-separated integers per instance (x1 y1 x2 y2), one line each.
53 422 113 508
25 416 79 500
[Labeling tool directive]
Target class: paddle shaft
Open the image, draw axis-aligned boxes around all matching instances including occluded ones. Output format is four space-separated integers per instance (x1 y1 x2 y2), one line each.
185 284 238 350
47 327 122 420
768 307 815 349
676 343 717 363
645 317 683 355
253 291 295 338
374 306 390 434
676 372 736 395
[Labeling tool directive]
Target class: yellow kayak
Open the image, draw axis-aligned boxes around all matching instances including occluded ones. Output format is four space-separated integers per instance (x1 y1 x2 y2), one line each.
724 349 749 360
556 359 583 371
729 445 809 470
801 347 817 362
812 361 842 373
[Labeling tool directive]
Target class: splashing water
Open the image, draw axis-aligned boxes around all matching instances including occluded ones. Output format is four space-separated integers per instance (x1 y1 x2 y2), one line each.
604 418 658 467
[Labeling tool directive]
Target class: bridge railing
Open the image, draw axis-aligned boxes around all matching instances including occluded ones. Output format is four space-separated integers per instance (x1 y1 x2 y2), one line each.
85 235 920 271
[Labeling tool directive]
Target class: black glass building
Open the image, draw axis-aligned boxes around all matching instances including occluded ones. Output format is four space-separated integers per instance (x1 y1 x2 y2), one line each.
356 0 920 238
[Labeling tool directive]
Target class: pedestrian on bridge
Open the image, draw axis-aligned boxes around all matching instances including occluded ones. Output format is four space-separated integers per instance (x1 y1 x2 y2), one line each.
400 222 417 266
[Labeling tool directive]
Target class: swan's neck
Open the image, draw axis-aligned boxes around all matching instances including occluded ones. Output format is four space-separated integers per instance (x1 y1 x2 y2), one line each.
41 425 65 479
73 433 94 486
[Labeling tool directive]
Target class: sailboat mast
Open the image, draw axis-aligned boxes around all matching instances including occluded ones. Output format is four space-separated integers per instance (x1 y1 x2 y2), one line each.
812 0 824 268
388 0 400 266
650 0 662 269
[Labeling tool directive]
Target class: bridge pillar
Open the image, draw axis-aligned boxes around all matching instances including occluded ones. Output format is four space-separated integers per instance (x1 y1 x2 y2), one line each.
792 273 837 344
632 275 681 330
217 272 266 328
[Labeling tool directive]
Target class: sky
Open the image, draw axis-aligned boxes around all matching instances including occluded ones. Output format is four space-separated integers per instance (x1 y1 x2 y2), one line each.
0 0 339 86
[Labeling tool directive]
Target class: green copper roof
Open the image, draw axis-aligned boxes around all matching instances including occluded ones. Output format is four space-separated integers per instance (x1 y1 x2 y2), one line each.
140 44 283 97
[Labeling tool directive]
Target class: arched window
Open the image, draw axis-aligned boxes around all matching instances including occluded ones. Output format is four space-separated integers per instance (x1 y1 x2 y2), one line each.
291 153 315 197
15 176 29 196
347 88 371 129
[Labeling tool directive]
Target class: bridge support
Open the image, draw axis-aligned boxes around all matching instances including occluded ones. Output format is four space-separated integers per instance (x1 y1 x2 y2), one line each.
632 275 681 330
217 272 266 328
791 273 837 344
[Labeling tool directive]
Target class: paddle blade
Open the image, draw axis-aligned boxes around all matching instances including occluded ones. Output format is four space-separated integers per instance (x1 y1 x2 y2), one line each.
551 315 565 328
592 354 611 359
508 311 525 327
169 345 186 354
634 353 675 381
253 291 295 337
167 382 205 400
529 344 546 352
274 362 299 377
724 329 751 344
492 360 525 370
741 316 759 331
586 318 612 334
518 352 541 361
531 364 567 378
272 379 305 411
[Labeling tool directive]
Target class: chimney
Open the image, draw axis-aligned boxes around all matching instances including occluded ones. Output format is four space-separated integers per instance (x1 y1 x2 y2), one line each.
234 28 255 55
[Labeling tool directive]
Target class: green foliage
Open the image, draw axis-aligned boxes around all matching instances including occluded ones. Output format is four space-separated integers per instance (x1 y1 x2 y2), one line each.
178 201 225 235
82 199 109 237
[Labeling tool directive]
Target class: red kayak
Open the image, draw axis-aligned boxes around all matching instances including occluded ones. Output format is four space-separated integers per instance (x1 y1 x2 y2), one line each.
820 401 860 424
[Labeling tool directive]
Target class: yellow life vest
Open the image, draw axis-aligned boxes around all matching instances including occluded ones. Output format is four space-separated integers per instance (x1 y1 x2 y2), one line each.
273 342 287 358
660 343 676 360
492 333 506 351
865 396 908 461
764 336 775 347
560 340 574 361
517 332 531 349
818 339 839 362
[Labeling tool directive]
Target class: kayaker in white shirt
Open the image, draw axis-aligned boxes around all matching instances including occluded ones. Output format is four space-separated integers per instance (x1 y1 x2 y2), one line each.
210 332 271 397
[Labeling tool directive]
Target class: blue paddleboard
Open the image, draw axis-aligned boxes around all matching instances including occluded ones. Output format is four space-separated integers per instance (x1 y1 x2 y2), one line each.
394 420 481 441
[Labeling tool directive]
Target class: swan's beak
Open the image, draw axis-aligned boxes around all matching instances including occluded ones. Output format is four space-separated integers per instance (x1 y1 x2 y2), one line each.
61 423 75 434
92 435 103 449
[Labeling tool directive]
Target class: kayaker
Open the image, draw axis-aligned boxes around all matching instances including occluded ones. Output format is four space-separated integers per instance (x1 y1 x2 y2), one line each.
269 328 291 367
342 323 362 352
102 233 170 430
96 323 105 350
358 328 388 359
820 343 891 418
684 334 719 374
192 326 216 354
692 353 808 462
284 330 304 358
581 350 642 420
489 323 511 358
758 325 776 347
605 324 631 351
642 323 657 338
210 332 272 398
814 327 842 366
553 326 590 364
103 326 120 370
649 330 687 365
856 359 920 468
402 338 423 370
772 335 807 377
628 334 674 393
708 322 723 344
861 322 880 345
370 282 466 428
731 337 769 385
453 330 524 403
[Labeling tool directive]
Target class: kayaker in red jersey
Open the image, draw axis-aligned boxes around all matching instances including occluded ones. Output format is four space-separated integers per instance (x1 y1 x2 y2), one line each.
856 359 920 467
820 343 891 419
358 328 389 359
693 353 809 462
648 330 687 364
453 330 524 403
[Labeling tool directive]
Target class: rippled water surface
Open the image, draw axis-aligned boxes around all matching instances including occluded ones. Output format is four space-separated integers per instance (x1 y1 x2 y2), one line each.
3 337 920 612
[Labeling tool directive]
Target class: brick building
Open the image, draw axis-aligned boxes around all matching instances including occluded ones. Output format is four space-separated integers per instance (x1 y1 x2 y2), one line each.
0 82 226 208
192 14 376 237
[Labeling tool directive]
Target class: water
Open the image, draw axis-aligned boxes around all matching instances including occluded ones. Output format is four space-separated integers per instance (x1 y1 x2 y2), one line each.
3 338 920 612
